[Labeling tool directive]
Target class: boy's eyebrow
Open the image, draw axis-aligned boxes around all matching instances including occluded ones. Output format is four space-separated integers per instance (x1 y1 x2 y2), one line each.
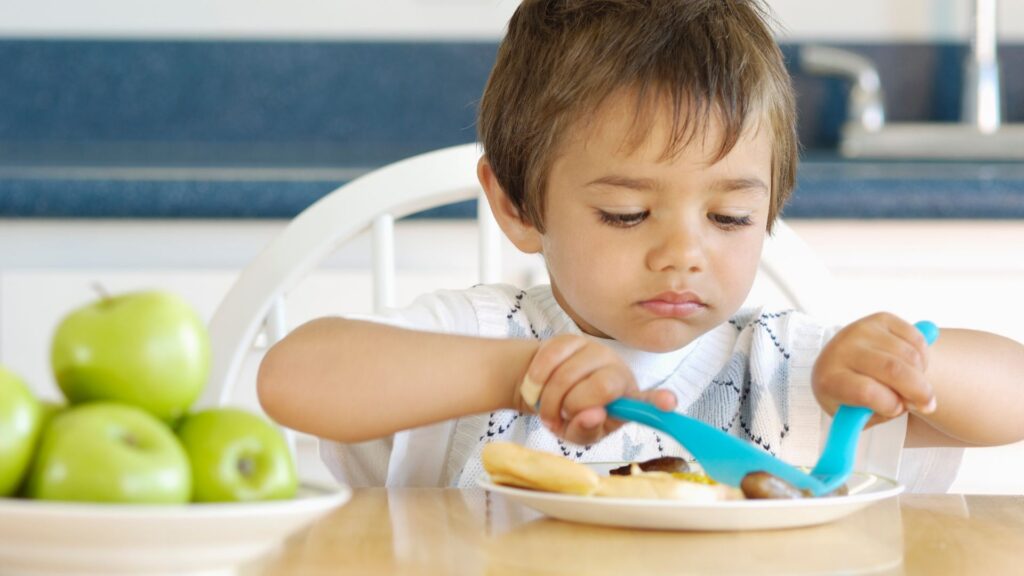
711 177 770 196
585 175 769 195
585 175 659 191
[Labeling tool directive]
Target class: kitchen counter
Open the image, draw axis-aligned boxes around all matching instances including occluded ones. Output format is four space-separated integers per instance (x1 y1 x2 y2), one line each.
2 151 1023 220
241 488 1024 575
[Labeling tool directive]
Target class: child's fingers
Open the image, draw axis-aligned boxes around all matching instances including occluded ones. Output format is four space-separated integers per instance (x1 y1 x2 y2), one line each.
849 347 934 412
562 407 614 445
537 342 621 429
877 313 930 371
818 370 905 418
867 409 904 428
865 314 935 412
561 388 677 445
520 335 588 411
558 364 634 421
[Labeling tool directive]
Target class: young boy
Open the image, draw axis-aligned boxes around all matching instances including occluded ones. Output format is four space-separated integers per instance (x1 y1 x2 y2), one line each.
258 0 1024 491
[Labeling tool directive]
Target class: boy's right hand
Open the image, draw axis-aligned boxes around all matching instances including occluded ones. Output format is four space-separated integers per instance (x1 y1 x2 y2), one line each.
516 334 677 445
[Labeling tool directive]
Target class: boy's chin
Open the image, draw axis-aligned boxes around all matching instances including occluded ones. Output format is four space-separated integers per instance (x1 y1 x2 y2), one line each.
621 329 702 353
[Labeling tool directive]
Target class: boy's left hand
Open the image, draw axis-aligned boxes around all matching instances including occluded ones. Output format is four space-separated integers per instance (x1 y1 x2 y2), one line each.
812 312 936 424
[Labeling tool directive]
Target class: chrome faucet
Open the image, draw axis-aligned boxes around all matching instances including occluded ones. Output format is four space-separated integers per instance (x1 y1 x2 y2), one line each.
800 45 885 133
802 0 1023 159
962 0 1000 133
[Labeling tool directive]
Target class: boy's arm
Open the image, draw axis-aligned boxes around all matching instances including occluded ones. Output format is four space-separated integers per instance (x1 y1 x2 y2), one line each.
906 328 1024 447
257 318 539 443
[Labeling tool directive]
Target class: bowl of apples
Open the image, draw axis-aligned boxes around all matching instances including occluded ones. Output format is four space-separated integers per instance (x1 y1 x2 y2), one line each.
0 290 351 576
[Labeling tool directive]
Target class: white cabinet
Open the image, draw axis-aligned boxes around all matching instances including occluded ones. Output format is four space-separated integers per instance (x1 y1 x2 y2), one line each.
789 220 1024 344
2 218 1022 493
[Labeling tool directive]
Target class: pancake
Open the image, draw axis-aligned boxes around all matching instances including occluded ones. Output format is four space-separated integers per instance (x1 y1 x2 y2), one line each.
482 442 600 495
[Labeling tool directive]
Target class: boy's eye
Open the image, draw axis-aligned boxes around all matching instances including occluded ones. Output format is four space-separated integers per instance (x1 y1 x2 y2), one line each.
598 210 649 228
708 213 754 229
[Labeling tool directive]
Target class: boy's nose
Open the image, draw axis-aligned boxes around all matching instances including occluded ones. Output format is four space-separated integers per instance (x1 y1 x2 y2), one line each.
646 224 707 274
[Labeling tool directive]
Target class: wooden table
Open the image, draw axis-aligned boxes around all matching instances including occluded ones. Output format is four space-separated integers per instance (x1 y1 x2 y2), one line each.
247 488 1024 575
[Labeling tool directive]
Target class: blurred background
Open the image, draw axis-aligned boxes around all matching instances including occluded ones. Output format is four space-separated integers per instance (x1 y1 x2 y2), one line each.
1 0 1022 493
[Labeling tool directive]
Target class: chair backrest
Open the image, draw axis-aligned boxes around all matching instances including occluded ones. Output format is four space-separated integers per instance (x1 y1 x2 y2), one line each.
200 142 839 410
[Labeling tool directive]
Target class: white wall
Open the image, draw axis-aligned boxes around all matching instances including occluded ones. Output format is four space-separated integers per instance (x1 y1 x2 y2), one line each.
1 0 1023 42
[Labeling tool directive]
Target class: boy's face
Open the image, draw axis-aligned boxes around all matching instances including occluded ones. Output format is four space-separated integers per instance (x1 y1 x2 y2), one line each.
541 92 772 352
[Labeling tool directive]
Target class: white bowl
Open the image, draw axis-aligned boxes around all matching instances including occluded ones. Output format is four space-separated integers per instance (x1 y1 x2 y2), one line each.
0 482 351 576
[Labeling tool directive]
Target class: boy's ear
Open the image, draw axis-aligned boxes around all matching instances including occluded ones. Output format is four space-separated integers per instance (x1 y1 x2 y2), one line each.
477 156 543 254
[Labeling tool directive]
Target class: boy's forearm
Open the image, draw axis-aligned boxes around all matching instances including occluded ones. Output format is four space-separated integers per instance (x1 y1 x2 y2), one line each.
910 328 1024 447
257 318 539 443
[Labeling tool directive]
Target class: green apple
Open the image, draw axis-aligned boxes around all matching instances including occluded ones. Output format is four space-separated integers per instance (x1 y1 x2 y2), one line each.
26 401 191 503
37 400 65 429
13 400 66 498
51 290 210 421
176 408 297 503
0 366 43 496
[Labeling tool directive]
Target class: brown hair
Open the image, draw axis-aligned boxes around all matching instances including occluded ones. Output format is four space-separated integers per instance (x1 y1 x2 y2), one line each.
477 0 797 232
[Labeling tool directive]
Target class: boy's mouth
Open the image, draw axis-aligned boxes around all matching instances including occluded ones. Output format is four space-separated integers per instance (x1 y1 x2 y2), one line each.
638 291 707 318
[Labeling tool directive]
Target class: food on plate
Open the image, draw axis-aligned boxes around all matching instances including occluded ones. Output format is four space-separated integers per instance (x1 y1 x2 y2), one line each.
482 443 851 501
740 471 849 499
482 441 600 495
596 471 741 501
609 455 689 476
739 471 808 499
482 442 741 501
603 457 741 501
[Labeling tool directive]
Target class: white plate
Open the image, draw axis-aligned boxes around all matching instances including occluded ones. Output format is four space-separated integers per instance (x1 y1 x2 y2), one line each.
479 464 902 531
0 482 351 576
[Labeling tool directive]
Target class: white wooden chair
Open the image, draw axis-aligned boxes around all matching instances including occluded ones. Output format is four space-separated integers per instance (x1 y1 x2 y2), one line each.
199 142 839 437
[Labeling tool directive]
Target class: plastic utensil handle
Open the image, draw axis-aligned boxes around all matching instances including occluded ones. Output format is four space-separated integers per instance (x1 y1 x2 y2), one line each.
914 320 940 347
822 405 874 476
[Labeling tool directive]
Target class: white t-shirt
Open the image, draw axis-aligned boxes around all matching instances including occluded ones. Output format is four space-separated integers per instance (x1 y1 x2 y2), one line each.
320 284 962 492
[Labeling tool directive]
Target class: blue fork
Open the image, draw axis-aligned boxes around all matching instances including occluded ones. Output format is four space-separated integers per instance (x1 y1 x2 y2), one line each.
606 320 939 496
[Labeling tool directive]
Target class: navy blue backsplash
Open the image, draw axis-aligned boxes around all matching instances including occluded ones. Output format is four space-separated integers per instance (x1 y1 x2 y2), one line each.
1 39 1023 218
0 40 496 166
5 40 1024 158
